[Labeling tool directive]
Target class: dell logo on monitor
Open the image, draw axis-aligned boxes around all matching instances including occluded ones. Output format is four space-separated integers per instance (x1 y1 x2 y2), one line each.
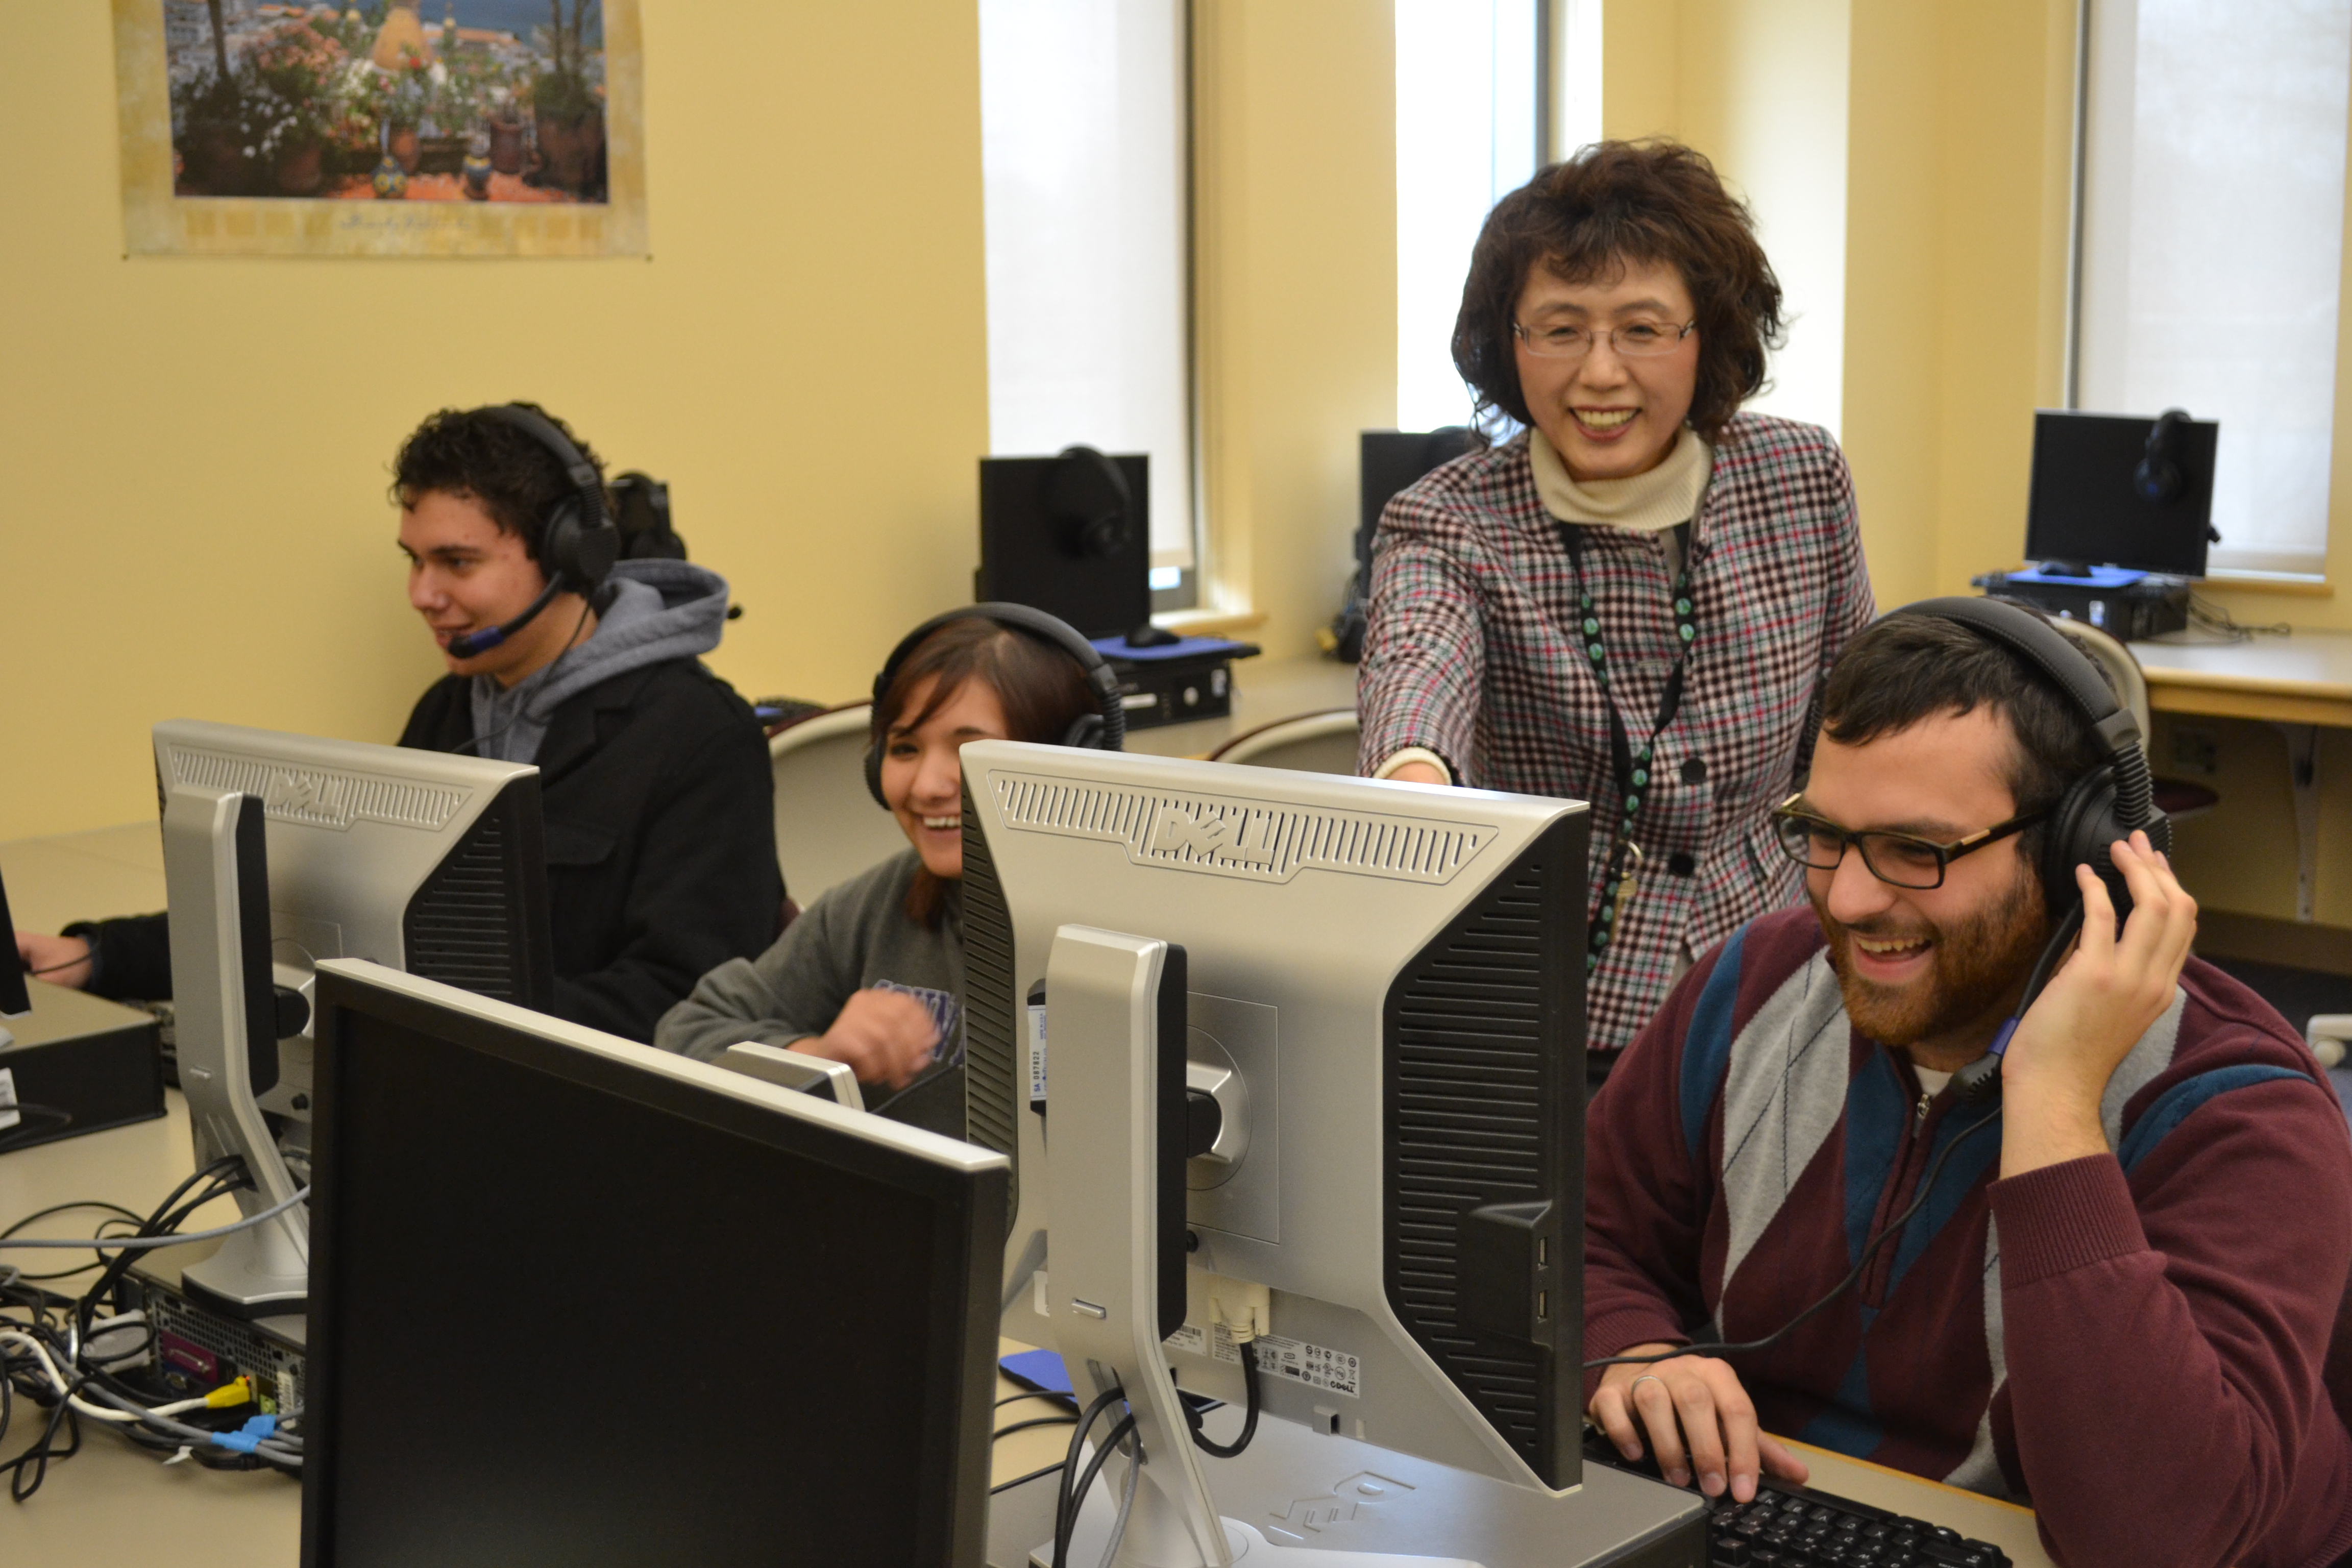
1150 803 1278 867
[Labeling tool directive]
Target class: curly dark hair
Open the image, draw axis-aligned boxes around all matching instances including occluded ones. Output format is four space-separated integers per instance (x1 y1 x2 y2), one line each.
1817 611 2112 866
390 403 606 561
1451 139 1784 443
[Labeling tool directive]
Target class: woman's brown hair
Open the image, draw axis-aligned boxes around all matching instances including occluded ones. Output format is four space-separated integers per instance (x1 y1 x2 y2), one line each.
1451 139 1784 443
874 616 1096 925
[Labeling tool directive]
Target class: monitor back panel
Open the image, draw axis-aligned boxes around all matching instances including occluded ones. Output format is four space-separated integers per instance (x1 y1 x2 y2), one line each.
959 741 1591 1489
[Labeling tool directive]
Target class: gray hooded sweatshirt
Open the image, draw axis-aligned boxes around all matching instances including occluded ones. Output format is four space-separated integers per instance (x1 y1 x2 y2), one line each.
468 559 732 764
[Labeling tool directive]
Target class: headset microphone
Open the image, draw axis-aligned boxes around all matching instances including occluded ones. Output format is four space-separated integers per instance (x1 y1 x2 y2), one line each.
438 404 621 664
444 579 564 661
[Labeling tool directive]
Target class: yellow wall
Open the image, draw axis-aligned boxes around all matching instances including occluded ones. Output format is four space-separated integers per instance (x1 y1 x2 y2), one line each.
1605 0 2352 936
1192 0 1398 659
13 0 2346 936
0 4 991 840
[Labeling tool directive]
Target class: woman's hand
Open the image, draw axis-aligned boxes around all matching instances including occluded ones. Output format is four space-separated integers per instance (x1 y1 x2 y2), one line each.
1384 762 1449 786
15 932 92 991
806 988 940 1089
1589 1345 1808 1503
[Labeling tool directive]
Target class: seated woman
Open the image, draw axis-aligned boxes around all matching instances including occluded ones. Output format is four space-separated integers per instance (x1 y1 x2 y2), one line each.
654 609 1104 1136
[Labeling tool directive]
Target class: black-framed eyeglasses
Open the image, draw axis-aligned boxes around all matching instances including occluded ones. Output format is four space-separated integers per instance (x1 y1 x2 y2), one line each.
1770 794 2047 891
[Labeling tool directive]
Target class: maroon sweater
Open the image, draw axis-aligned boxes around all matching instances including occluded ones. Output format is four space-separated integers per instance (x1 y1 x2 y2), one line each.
1586 906 2352 1567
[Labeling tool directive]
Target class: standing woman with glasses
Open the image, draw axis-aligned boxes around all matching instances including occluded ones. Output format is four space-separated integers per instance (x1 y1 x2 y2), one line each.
1358 140 1874 1084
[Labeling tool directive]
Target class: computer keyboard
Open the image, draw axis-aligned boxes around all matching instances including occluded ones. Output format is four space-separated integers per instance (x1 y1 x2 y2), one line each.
1701 1475 2013 1566
1585 1438 2013 1567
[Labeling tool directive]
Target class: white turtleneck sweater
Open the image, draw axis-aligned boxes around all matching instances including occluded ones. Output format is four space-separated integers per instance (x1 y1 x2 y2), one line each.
1373 426 1715 785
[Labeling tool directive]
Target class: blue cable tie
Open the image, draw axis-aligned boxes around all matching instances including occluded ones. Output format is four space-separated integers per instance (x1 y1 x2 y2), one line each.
211 1430 261 1454
242 1414 278 1439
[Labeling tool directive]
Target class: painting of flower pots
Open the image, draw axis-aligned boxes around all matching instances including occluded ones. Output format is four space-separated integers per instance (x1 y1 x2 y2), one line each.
115 0 646 257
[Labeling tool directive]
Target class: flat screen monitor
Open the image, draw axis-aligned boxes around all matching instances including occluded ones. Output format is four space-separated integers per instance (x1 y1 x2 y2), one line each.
153 719 555 1132
958 741 1591 1493
1358 427 1482 581
2024 408 2219 577
300 960 1009 1568
976 448 1150 639
0 863 30 1018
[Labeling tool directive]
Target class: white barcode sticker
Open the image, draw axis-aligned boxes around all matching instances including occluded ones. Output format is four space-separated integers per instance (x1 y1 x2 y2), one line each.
1256 1334 1361 1398
0 1067 17 1132
1164 1320 1242 1364
1026 1004 1048 1105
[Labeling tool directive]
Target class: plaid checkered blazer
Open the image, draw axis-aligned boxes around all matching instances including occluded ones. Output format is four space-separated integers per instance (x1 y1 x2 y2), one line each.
1356 413 1874 1054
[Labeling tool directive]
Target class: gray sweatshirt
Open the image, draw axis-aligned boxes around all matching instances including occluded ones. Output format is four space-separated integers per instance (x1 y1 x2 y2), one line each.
469 559 732 764
653 849 965 1132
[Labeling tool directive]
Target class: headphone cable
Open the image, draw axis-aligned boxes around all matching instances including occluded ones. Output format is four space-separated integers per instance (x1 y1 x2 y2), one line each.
1584 1106 2003 1374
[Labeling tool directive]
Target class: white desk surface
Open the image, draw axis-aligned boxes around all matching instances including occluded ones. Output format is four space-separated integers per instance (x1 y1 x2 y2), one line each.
2130 626 2352 724
0 1095 1089 1564
2 822 168 937
4 1108 2053 1568
2131 626 2352 691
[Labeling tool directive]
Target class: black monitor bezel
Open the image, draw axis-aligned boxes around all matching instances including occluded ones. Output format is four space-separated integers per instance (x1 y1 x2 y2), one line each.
0 862 30 1018
298 965 1006 1568
2024 408 2220 577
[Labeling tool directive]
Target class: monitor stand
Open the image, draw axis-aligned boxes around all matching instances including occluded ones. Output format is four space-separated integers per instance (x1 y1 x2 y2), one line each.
164 783 310 1318
1026 924 1704 1568
1041 1417 1704 1567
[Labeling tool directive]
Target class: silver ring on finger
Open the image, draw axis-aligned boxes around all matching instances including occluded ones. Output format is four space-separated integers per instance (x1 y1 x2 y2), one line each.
1629 1374 1665 1398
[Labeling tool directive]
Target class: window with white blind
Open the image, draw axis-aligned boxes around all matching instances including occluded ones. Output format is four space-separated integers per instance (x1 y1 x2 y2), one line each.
1395 1 1600 435
2077 0 2352 578
978 0 1196 580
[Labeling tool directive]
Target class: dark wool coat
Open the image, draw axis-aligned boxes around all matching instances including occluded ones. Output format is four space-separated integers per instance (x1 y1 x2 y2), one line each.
399 657 781 1041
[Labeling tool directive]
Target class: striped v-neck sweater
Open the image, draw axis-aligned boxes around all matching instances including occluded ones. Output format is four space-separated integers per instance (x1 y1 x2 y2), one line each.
1586 905 2352 1568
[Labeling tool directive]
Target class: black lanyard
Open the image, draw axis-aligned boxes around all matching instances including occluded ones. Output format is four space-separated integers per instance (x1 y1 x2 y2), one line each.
1557 522 1698 975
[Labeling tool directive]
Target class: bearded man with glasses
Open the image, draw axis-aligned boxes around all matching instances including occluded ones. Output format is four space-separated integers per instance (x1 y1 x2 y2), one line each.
1580 608 2352 1568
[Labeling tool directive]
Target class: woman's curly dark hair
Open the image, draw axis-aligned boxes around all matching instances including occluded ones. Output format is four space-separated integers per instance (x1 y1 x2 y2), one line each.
390 403 606 560
1451 140 1783 443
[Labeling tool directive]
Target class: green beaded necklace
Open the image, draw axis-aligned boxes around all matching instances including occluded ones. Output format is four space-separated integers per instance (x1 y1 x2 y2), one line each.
1557 523 1700 975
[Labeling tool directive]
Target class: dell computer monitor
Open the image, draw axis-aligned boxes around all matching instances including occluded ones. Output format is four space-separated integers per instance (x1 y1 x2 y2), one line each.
152 720 556 1316
0 863 31 1021
2025 408 2219 578
153 718 554 1130
958 741 1591 1494
300 960 1009 1568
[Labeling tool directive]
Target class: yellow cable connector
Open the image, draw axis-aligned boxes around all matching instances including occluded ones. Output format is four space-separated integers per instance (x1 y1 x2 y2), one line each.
205 1376 254 1409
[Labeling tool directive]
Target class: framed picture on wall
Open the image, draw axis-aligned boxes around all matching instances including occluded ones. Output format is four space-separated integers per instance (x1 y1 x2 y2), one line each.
113 1 647 258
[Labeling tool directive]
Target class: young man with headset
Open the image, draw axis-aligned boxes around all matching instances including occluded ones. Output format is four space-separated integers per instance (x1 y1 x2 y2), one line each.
16 404 781 1043
1582 598 2352 1568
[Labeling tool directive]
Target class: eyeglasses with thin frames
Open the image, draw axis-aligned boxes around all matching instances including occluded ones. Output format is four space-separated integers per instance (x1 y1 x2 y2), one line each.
1512 318 1698 361
1770 794 2048 891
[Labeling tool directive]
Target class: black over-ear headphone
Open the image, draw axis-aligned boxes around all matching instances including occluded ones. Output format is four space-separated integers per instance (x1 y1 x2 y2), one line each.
1046 445 1137 560
445 404 623 660
2134 408 2190 504
1881 597 2172 1102
863 602 1128 808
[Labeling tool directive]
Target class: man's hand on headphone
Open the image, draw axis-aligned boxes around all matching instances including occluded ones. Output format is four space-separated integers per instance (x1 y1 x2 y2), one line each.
1999 831 2197 1180
808 988 940 1090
